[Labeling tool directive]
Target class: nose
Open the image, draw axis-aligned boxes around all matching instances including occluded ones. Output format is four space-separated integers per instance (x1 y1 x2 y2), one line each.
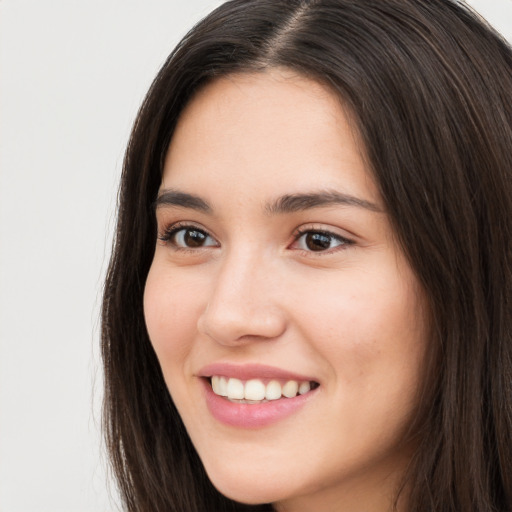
197 251 287 346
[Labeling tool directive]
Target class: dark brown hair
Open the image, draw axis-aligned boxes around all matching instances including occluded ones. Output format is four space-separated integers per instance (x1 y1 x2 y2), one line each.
102 1 512 510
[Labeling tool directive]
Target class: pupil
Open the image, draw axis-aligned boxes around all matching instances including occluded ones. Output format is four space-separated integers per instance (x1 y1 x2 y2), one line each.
184 230 206 247
306 233 330 251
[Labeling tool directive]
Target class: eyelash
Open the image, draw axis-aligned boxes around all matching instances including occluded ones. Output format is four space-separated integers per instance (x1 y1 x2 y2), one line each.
158 222 217 252
291 227 354 254
158 222 354 254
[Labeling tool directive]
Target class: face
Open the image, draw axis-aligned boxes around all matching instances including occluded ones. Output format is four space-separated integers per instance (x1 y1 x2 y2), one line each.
144 71 428 512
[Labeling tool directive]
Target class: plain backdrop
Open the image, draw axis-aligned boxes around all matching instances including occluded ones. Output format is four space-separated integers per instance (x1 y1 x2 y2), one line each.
0 1 511 511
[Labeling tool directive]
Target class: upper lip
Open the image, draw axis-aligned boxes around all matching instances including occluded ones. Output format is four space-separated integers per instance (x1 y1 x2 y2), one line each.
197 363 318 382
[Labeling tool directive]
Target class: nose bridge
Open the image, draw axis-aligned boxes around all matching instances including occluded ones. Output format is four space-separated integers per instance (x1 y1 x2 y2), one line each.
197 246 286 344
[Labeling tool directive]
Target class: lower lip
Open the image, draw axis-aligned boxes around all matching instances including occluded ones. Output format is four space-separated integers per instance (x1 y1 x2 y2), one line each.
202 379 317 428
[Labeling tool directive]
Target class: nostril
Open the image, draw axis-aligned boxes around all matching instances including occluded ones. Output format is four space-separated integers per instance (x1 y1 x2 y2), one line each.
197 301 287 346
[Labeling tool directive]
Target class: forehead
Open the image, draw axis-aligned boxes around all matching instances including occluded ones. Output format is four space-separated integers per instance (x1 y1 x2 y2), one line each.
162 70 380 208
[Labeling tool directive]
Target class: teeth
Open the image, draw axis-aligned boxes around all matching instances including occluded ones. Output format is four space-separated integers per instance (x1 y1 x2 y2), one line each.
265 380 282 401
211 376 221 394
226 378 245 399
211 376 228 396
218 376 228 396
245 379 266 400
210 376 316 402
282 380 299 398
298 381 311 395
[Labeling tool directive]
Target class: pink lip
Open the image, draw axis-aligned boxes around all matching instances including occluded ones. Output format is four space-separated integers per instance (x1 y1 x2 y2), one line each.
197 363 317 382
197 363 319 429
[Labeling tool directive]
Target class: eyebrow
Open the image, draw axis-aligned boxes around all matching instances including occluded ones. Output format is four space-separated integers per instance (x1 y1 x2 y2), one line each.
155 189 212 212
155 188 382 214
265 190 382 214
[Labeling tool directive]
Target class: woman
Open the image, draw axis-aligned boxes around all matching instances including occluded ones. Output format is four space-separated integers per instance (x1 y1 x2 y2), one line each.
101 1 512 510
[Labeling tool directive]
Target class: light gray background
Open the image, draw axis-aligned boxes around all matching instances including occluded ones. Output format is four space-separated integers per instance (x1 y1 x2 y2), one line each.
0 1 510 511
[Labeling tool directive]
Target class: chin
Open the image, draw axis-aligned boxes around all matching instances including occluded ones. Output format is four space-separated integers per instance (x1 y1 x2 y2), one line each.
204 462 288 505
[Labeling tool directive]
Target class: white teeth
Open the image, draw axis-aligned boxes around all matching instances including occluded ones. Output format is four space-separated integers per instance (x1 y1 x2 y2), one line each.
211 376 229 396
298 381 311 395
211 376 221 395
211 376 316 401
282 380 299 398
218 376 228 396
265 380 282 401
244 379 266 400
226 378 245 399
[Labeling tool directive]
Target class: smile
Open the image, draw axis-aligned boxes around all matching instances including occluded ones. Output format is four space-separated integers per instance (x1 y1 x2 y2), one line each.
198 364 320 428
210 376 319 403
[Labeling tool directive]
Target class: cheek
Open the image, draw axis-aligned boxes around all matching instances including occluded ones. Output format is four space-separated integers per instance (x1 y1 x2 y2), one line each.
291 270 427 463
143 262 203 368
143 261 211 427
288 261 427 386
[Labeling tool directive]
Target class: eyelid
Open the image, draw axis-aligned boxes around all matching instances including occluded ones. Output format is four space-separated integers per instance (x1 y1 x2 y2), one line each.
158 221 219 248
157 220 354 255
289 225 355 254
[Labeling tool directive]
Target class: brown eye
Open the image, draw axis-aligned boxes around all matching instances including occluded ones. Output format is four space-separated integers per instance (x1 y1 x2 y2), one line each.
168 227 218 248
293 230 351 252
182 229 207 247
304 233 332 251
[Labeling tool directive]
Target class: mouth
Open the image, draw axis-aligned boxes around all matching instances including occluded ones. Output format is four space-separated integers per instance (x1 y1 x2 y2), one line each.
198 363 320 427
207 376 320 404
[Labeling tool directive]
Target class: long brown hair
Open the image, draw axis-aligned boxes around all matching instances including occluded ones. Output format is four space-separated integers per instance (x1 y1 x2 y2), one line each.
102 1 512 510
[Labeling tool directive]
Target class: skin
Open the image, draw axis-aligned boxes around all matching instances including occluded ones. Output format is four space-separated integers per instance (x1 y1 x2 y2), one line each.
144 70 428 512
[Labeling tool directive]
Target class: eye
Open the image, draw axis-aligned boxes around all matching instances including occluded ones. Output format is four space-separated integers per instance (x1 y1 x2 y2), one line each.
291 229 352 252
159 225 218 249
